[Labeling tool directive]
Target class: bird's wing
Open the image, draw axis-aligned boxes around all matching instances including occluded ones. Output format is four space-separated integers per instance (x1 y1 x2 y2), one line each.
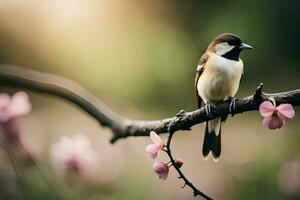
195 53 209 108
239 73 243 85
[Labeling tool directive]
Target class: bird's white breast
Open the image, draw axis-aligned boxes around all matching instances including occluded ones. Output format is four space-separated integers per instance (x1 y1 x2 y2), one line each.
197 53 243 102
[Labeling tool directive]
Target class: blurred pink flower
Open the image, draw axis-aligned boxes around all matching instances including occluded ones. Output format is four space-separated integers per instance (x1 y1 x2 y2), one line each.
145 131 164 159
278 157 300 197
153 161 169 180
0 92 33 169
0 92 31 143
50 134 97 172
0 92 31 123
259 101 295 129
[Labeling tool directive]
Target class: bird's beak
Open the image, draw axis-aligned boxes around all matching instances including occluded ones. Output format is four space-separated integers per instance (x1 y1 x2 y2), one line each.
239 43 253 50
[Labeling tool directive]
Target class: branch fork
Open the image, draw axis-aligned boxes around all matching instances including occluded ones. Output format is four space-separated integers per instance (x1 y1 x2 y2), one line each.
163 130 214 200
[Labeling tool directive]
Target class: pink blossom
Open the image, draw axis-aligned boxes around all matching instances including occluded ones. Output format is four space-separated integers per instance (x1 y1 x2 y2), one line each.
153 161 169 180
278 157 300 196
145 131 164 159
0 92 31 123
0 92 31 144
259 101 295 129
50 134 97 172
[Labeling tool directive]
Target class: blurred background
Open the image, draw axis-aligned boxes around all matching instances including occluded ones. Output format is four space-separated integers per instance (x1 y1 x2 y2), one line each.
0 0 299 199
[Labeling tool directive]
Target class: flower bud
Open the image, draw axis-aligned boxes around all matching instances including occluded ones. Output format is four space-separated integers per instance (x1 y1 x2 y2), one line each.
175 159 184 168
153 161 169 180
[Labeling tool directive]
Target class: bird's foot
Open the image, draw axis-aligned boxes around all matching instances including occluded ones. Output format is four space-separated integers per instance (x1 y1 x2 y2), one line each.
205 102 215 118
228 97 236 116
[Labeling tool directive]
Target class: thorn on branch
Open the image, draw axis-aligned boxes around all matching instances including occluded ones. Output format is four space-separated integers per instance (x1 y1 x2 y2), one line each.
176 109 186 117
174 110 192 131
253 83 264 102
110 132 120 144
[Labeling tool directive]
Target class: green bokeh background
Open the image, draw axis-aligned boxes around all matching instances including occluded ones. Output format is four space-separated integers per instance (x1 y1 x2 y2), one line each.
0 1 299 199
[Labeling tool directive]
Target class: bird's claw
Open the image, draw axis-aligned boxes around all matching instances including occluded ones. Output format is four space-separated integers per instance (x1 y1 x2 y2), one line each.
205 103 215 118
229 97 236 116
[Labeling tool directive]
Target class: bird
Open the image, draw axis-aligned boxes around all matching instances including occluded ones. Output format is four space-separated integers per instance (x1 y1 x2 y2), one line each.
195 33 252 160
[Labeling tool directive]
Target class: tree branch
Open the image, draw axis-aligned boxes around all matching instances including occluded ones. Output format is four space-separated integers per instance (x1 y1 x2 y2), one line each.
0 65 300 143
165 130 214 200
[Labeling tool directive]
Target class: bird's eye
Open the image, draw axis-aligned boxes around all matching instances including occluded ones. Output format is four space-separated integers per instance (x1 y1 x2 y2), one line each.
227 41 235 46
227 39 240 46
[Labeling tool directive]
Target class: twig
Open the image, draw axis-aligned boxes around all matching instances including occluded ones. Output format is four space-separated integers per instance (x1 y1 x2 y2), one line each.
0 65 299 143
15 140 63 200
164 130 214 200
6 147 30 200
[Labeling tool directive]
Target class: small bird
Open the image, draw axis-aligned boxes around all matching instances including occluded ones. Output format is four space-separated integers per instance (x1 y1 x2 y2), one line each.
195 33 252 160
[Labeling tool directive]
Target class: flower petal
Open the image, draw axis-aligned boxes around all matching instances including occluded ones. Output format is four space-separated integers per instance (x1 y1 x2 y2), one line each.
145 144 157 153
0 93 10 109
9 92 31 118
276 104 295 119
50 134 97 171
153 161 169 180
150 152 159 159
259 101 276 117
0 93 11 122
269 117 284 129
150 131 163 146
153 161 165 173
159 170 169 180
263 116 284 129
145 144 159 159
262 116 272 127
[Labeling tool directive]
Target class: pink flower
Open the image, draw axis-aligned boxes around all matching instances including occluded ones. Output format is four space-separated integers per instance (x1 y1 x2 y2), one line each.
50 134 97 172
145 131 164 159
153 161 169 180
0 92 31 143
0 92 31 123
278 157 300 196
259 101 295 129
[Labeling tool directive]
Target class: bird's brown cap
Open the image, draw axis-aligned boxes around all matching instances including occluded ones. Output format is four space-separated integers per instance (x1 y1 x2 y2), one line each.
207 33 242 52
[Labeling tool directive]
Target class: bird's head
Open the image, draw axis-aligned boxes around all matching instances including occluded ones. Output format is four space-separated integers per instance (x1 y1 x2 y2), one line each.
208 33 252 61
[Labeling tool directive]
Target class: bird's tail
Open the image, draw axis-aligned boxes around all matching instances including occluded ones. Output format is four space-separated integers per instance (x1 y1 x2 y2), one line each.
202 118 221 161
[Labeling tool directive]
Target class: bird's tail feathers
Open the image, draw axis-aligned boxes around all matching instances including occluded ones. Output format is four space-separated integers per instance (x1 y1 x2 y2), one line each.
202 118 221 161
